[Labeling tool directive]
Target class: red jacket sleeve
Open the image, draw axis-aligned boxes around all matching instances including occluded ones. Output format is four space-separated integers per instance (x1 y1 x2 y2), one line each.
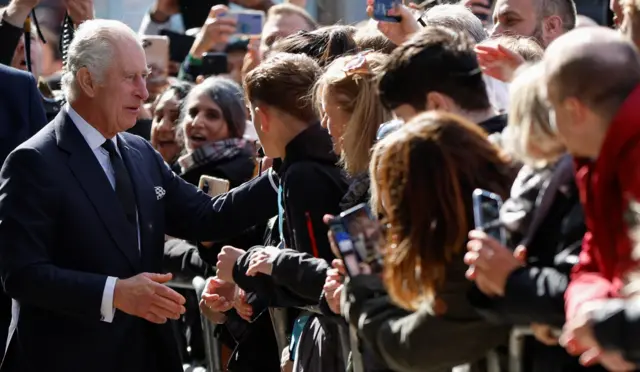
565 232 614 320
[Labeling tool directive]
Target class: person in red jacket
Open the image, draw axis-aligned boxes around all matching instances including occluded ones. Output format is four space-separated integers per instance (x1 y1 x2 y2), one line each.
541 27 640 370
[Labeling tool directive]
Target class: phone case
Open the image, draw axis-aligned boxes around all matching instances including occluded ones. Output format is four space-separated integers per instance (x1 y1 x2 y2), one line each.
198 175 231 197
228 10 265 36
141 36 169 82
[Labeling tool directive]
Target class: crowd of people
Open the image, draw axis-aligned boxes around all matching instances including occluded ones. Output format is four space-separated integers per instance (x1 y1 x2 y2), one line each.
1 0 640 371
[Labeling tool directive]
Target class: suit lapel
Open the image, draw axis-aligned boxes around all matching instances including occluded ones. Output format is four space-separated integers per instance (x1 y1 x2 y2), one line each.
118 135 157 272
55 110 141 271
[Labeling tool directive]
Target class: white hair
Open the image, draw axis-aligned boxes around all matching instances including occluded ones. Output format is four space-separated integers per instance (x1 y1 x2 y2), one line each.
61 19 141 101
423 4 488 44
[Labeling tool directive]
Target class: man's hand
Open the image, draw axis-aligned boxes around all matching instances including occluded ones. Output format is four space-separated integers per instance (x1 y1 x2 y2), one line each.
560 300 635 370
366 1 420 46
464 230 524 296
190 5 237 58
63 0 94 26
323 264 344 314
474 41 526 83
246 246 279 276
200 276 236 323
216 245 246 283
113 272 186 324
3 0 41 28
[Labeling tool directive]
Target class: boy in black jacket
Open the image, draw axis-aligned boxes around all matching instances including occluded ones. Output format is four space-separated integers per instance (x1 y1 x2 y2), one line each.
211 53 348 372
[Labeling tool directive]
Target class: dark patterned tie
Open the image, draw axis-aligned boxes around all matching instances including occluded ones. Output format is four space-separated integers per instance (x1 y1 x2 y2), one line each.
101 140 138 229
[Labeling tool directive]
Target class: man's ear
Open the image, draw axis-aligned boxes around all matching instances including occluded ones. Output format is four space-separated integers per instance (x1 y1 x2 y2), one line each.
76 67 97 98
544 15 564 39
426 92 453 112
564 97 586 125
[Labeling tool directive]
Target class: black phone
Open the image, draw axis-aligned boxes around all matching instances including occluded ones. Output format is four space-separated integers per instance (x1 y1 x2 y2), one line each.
179 0 227 31
472 189 507 245
160 29 195 63
328 217 363 277
202 52 229 76
339 203 384 274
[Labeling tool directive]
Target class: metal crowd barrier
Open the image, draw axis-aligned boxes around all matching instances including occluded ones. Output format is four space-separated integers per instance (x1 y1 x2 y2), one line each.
168 277 224 372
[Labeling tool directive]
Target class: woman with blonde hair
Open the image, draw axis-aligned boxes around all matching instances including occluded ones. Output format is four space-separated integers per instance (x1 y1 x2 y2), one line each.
340 111 513 371
502 63 565 169
314 51 392 207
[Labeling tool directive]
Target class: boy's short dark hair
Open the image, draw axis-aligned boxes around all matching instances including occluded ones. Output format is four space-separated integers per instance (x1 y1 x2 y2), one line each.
378 26 490 112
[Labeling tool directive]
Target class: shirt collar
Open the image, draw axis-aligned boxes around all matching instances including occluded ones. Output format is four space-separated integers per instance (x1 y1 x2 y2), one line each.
66 104 118 152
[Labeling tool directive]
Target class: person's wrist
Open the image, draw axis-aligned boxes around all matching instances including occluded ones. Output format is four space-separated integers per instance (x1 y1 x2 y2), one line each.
189 35 211 59
3 2 33 28
112 278 122 310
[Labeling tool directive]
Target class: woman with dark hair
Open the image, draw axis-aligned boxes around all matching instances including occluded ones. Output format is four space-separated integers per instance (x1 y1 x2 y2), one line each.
150 81 193 165
340 111 514 372
268 25 359 67
173 76 256 188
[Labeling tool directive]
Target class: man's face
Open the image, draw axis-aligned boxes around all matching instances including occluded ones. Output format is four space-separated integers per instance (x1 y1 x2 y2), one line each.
93 37 149 135
259 13 314 58
11 33 43 80
542 81 595 158
491 0 545 45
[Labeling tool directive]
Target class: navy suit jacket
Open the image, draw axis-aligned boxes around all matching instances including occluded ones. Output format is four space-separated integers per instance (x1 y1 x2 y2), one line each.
0 64 47 165
0 64 46 358
0 107 278 372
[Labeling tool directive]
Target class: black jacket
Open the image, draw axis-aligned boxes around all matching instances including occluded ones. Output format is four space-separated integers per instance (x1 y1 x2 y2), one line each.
233 123 348 303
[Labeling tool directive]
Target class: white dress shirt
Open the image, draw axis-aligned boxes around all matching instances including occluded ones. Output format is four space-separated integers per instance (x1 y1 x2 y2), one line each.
67 105 140 323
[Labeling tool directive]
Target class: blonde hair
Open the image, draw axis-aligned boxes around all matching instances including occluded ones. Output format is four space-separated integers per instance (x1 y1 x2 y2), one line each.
313 52 392 175
503 63 565 168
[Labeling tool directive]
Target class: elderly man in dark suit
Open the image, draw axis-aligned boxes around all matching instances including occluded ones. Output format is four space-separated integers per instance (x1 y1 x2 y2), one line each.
0 19 277 372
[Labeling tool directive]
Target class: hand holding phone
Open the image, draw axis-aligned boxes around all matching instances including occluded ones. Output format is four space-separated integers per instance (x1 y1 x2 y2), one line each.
327 204 384 277
472 189 506 245
370 0 402 22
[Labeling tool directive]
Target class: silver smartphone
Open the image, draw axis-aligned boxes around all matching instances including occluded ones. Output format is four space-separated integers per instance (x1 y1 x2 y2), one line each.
472 188 507 245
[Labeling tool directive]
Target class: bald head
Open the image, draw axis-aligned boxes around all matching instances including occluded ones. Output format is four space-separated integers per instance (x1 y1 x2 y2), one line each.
543 27 640 117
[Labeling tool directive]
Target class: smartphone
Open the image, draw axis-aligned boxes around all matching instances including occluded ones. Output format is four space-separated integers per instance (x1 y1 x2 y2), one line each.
227 10 265 36
328 217 363 277
372 0 402 23
198 175 230 197
179 0 222 31
339 203 384 274
201 52 229 76
160 29 196 63
472 189 507 245
141 36 169 83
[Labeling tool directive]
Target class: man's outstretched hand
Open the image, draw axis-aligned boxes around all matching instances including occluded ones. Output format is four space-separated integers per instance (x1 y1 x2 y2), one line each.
113 272 186 324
